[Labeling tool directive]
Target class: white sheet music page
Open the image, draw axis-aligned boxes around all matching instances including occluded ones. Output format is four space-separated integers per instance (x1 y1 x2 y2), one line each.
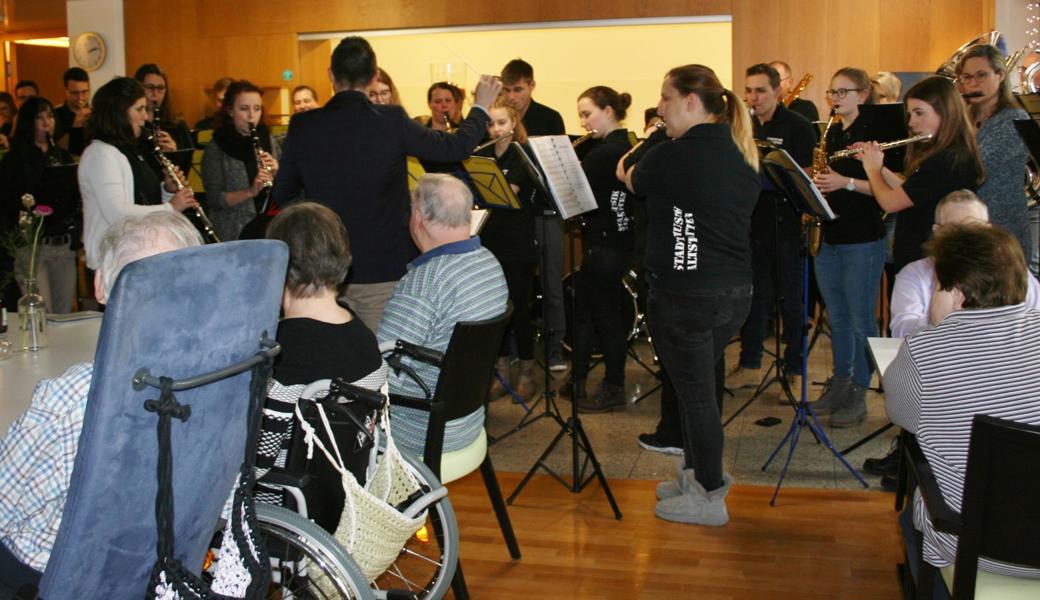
527 136 599 220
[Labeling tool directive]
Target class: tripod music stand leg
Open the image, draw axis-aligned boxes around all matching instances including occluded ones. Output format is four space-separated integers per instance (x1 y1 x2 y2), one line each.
573 419 622 519
767 409 806 506
507 424 569 504
839 422 894 456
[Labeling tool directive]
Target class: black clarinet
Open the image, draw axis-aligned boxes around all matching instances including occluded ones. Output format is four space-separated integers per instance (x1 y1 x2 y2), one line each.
144 132 221 244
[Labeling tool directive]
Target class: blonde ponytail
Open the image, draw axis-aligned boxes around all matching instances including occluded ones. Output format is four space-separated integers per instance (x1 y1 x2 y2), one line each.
724 90 759 172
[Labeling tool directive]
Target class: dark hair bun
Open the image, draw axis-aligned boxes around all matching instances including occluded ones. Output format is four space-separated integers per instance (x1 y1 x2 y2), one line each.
619 92 632 110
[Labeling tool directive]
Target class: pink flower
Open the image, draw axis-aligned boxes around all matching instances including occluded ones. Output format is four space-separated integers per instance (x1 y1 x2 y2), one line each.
32 205 53 217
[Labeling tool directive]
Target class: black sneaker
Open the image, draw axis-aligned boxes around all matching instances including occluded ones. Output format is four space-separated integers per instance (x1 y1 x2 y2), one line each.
637 432 683 456
548 351 569 372
863 447 900 477
879 473 898 492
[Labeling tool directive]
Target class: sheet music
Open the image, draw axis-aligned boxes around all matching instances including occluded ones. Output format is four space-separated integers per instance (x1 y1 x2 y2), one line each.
526 136 598 220
470 209 490 236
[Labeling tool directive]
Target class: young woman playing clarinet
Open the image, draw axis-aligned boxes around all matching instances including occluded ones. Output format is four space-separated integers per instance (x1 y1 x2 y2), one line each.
79 77 198 274
810 68 886 426
477 97 540 401
618 64 760 526
956 43 1030 257
201 80 280 241
133 63 193 151
564 86 634 413
416 82 461 131
856 76 983 273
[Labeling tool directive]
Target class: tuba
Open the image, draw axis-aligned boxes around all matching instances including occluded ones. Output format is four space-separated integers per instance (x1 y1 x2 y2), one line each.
804 109 839 256
936 31 1002 80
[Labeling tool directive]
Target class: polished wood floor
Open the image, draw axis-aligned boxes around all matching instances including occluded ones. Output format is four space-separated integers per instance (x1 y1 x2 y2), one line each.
447 471 903 599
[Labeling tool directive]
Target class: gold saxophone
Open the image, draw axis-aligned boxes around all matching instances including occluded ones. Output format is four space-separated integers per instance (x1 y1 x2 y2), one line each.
805 109 840 256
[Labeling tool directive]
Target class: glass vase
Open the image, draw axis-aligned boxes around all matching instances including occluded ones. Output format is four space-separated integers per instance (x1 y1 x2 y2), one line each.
18 278 48 352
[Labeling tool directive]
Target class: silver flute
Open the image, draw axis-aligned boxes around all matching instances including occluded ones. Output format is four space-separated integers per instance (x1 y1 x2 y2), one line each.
828 133 933 162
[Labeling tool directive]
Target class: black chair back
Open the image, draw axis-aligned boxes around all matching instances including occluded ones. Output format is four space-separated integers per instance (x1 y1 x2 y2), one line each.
422 305 513 476
954 414 1040 593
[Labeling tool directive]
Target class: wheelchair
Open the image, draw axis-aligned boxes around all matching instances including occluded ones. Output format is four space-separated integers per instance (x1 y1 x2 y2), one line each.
242 376 460 600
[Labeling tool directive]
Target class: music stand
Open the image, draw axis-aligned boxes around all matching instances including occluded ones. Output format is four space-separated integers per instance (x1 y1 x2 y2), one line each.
756 148 867 504
406 156 426 192
504 136 621 520
1015 92 1040 118
460 156 523 210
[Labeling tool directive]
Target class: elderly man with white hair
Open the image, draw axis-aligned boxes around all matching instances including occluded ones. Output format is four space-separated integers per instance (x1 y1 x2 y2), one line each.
0 212 202 589
889 189 1040 339
377 173 508 457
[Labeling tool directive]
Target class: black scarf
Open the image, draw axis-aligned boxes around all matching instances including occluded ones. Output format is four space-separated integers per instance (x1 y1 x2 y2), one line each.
117 141 163 206
213 122 272 188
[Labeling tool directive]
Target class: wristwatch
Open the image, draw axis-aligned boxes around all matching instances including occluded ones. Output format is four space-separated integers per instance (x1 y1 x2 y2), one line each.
845 178 855 191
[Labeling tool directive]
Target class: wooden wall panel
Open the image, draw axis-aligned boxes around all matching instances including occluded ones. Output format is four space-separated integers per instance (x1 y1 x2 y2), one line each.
124 0 997 126
13 44 68 105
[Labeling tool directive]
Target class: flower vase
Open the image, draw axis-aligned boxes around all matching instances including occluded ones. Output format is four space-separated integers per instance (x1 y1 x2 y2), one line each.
18 278 48 352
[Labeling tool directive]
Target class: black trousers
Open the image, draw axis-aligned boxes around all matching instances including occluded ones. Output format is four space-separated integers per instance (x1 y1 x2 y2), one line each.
571 245 631 385
499 258 538 360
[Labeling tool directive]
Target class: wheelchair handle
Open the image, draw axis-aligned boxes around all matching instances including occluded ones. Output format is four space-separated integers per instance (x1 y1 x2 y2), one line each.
393 340 444 367
329 378 385 411
133 333 280 391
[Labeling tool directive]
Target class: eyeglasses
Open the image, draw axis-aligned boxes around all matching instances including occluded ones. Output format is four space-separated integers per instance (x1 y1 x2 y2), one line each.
142 84 167 93
957 70 994 85
825 88 864 99
369 89 392 99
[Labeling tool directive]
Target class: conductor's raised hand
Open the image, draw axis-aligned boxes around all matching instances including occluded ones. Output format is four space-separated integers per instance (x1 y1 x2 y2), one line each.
473 75 504 110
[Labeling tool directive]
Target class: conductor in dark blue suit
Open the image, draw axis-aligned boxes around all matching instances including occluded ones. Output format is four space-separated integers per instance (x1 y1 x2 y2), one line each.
272 36 502 331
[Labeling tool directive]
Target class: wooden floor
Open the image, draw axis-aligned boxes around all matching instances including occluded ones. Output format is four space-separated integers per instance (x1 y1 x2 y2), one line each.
447 471 904 599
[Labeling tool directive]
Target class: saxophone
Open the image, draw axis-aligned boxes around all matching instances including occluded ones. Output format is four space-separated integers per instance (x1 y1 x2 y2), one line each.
805 109 840 256
783 74 813 107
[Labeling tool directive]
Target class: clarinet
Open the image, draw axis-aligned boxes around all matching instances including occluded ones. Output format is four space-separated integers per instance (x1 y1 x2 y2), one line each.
145 132 221 244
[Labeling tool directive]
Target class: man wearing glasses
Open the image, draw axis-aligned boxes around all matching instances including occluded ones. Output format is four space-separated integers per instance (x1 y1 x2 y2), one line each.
727 63 816 391
770 61 820 122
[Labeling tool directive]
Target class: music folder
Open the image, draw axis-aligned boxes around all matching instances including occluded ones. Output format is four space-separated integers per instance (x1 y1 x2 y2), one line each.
762 149 836 223
855 104 910 172
460 156 522 210
524 135 599 220
406 156 426 192
1013 118 1040 167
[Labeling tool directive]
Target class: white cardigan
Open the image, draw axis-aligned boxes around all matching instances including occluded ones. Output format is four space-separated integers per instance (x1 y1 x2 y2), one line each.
79 139 173 269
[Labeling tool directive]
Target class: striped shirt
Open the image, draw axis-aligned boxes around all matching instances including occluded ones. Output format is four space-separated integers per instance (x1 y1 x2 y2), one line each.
0 362 94 571
377 236 508 457
884 304 1040 577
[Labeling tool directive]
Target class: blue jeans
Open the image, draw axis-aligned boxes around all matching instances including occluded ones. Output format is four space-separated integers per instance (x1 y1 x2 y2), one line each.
814 239 887 387
648 284 752 491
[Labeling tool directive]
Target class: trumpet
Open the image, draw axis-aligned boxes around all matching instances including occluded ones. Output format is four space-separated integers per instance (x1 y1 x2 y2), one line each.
572 130 598 148
145 132 221 243
473 131 513 153
827 133 933 162
249 124 273 190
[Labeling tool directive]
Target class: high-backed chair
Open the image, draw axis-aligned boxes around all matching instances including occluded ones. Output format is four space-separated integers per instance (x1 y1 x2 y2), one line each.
38 240 288 598
386 305 520 599
904 415 1040 600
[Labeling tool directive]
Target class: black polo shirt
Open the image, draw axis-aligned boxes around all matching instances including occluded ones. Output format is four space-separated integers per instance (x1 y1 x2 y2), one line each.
752 103 816 237
53 103 86 156
822 116 885 245
788 97 820 123
521 99 565 136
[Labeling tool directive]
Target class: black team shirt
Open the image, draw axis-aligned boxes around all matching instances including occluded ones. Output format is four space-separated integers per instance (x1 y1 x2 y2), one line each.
751 102 815 239
521 99 565 136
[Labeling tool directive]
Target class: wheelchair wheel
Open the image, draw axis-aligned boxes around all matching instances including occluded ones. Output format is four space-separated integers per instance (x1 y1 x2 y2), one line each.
371 451 460 600
254 503 375 599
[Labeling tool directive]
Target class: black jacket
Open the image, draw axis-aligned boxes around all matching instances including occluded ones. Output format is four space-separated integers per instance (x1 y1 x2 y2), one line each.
271 90 490 284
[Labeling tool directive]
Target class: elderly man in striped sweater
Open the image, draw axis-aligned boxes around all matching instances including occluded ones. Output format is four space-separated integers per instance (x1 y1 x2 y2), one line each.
378 173 508 458
885 223 1040 588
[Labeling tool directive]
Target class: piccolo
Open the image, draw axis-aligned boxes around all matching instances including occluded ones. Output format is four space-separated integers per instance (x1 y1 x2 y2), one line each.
572 130 598 148
473 131 514 153
828 133 933 162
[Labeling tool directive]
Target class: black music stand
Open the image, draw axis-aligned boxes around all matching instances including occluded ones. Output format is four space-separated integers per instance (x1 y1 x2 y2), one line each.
756 149 868 504
504 138 621 520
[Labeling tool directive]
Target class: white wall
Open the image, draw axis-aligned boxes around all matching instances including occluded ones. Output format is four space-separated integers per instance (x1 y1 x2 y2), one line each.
996 0 1032 54
66 0 126 89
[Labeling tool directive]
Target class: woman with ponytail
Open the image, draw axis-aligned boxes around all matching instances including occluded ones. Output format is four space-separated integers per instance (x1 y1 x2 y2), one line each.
564 86 635 413
618 64 760 526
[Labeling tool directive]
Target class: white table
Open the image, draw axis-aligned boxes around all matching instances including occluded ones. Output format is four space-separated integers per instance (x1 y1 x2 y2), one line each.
867 336 903 378
0 317 102 432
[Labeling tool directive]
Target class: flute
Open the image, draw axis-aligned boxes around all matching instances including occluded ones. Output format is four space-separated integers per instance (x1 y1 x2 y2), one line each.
474 131 514 153
572 130 598 148
827 133 933 162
